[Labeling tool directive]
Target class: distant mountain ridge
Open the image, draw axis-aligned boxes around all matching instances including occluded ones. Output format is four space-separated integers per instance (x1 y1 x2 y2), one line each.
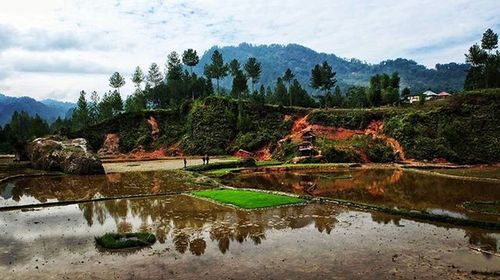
0 93 75 125
194 43 469 93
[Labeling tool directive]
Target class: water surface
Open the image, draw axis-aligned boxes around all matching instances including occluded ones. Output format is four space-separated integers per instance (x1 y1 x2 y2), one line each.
222 169 500 221
0 195 499 279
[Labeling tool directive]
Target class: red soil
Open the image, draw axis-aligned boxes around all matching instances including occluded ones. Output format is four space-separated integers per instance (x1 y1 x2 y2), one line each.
98 133 122 157
147 116 160 139
254 143 273 161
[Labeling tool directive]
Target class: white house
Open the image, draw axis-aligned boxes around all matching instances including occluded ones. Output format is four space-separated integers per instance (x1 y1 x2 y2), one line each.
408 90 438 103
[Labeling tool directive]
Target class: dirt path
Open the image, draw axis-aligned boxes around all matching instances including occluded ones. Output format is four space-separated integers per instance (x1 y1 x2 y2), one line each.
103 158 233 173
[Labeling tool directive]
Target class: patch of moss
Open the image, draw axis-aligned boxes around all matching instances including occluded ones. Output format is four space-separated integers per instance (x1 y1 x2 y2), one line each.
95 232 156 249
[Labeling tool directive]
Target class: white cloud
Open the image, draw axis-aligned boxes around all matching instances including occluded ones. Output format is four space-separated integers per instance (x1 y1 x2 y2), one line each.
0 0 499 101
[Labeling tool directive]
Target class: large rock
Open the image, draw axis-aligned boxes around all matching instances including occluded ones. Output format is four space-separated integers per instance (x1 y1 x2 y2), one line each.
29 136 105 175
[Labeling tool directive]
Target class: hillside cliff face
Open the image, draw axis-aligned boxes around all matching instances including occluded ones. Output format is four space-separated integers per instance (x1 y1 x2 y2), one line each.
74 89 500 164
194 43 469 93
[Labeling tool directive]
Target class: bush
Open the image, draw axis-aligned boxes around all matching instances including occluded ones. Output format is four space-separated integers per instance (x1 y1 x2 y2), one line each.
95 232 156 249
365 138 396 163
322 146 361 163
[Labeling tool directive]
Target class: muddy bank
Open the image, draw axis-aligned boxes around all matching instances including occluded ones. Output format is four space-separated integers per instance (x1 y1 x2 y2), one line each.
0 195 499 279
102 158 234 173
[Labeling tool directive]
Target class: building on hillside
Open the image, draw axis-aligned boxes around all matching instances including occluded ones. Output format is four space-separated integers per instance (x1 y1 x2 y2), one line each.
408 90 438 103
438 92 452 98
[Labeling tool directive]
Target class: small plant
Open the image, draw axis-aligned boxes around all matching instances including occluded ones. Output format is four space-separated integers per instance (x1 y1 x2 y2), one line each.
95 232 157 249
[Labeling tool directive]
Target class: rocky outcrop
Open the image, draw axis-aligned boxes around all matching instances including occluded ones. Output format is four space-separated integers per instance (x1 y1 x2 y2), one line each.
29 136 105 175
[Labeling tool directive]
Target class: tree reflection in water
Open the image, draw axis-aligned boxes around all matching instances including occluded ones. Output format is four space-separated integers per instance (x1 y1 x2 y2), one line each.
77 195 339 255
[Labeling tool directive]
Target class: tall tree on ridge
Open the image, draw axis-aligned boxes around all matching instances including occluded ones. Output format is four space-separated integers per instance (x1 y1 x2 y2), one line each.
109 72 125 94
310 61 336 108
131 66 144 91
166 51 183 81
146 63 164 88
244 57 261 93
282 68 294 106
182 49 200 100
204 50 229 95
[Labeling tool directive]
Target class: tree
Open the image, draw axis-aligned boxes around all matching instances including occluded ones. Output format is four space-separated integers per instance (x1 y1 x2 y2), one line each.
146 63 164 88
345 86 370 108
88 91 100 124
244 57 261 93
182 49 200 101
310 61 336 107
109 72 125 93
131 66 144 91
331 85 344 107
283 68 295 106
464 28 500 89
72 90 91 129
229 59 241 76
231 69 248 99
204 50 229 94
182 49 199 75
274 77 288 105
401 87 411 99
166 51 183 81
481 28 498 51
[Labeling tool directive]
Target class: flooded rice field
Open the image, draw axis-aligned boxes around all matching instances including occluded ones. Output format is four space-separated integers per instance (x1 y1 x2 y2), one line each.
222 169 500 222
0 171 207 208
0 168 499 279
1 194 499 279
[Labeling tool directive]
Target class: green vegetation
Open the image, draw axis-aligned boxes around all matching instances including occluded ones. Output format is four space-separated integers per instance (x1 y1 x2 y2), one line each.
463 201 500 215
464 28 500 90
192 189 306 209
95 232 157 249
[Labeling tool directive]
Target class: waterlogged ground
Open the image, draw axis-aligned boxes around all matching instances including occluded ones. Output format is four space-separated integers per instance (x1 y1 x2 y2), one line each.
223 169 500 221
0 170 211 208
0 195 499 279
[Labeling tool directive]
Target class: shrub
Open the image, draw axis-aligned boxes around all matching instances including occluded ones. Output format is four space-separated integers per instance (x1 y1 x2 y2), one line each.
95 232 156 249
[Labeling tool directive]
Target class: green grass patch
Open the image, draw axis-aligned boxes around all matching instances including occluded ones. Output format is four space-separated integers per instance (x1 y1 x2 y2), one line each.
205 167 243 175
192 189 306 209
95 232 156 249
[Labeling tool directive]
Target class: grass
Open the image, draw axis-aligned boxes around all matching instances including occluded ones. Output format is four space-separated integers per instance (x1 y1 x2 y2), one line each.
95 232 157 249
192 189 306 209
205 167 242 175
429 167 500 180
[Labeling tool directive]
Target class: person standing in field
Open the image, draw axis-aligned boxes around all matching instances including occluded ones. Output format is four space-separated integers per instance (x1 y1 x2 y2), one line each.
202 154 206 165
205 154 209 165
183 157 187 168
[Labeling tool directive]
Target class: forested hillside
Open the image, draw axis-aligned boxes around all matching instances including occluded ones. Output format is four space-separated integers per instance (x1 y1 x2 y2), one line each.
195 43 469 93
0 93 74 125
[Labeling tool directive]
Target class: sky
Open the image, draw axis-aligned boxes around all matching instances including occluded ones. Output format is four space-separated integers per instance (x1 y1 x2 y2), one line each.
0 0 499 102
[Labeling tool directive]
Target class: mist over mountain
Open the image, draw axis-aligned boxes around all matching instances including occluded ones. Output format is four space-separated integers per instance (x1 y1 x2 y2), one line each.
194 43 469 93
0 93 75 125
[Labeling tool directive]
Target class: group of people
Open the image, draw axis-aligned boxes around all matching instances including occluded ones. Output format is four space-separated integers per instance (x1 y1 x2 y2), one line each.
183 154 210 168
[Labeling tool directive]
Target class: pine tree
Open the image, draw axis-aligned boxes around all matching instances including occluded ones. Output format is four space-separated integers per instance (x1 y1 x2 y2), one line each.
203 50 229 94
72 90 91 129
182 49 199 75
131 66 144 91
283 68 295 106
244 57 261 93
166 51 183 81
109 72 125 94
147 63 164 88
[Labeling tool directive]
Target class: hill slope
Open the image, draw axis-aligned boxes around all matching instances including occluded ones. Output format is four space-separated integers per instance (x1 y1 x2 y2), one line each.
0 93 75 125
194 43 469 93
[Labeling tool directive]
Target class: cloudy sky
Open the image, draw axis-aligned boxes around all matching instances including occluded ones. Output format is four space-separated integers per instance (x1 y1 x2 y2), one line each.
0 0 499 102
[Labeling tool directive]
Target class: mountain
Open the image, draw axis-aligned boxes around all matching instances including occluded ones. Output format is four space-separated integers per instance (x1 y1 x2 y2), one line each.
194 43 469 93
0 93 75 125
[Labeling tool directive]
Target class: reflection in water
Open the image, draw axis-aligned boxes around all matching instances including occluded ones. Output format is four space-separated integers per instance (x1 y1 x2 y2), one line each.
224 169 500 221
0 170 206 207
74 195 500 255
77 195 339 256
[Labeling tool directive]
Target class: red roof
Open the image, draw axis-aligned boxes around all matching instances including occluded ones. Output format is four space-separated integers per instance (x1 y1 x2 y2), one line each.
438 92 451 96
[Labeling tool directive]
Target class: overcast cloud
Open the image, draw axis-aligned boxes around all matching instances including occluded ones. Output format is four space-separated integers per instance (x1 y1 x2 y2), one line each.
0 0 499 101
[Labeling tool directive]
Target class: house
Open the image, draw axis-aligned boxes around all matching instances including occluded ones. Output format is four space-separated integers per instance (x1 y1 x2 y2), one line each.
438 92 451 98
408 90 438 103
302 130 316 144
